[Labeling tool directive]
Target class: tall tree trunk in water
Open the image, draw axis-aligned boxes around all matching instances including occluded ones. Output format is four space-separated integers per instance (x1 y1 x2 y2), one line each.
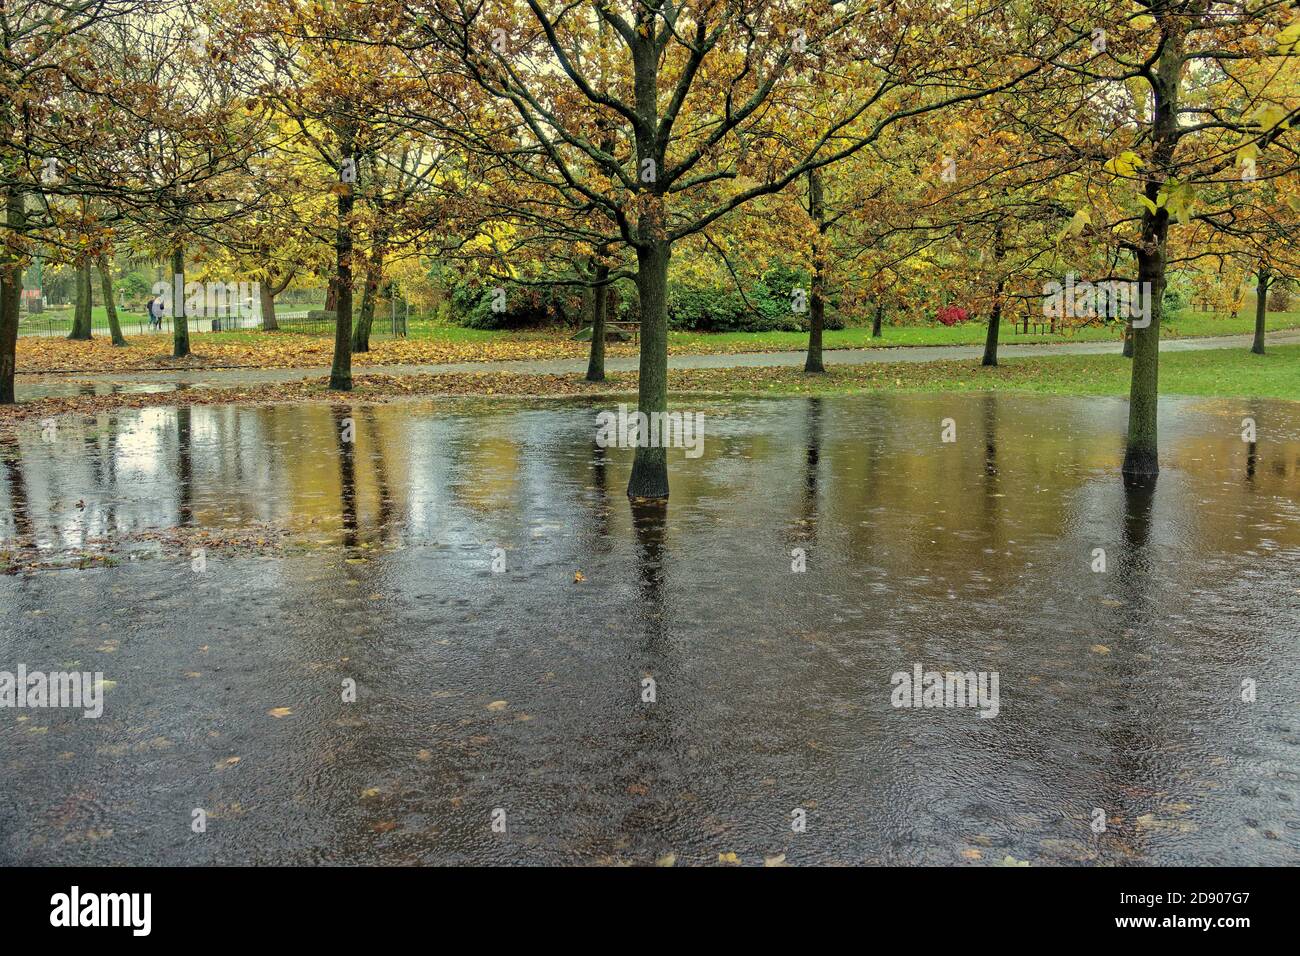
329 158 355 391
627 240 670 499
68 260 93 339
98 256 127 346
171 246 190 357
805 169 826 373
1122 27 1181 486
872 301 884 338
1124 248 1166 483
0 186 25 404
586 259 609 382
351 233 385 353
1250 267 1269 355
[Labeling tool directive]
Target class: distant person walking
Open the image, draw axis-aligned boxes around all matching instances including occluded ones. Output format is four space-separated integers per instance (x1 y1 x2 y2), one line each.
147 295 164 331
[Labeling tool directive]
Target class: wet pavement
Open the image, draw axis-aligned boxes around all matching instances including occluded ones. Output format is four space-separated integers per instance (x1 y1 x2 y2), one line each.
1 393 1297 865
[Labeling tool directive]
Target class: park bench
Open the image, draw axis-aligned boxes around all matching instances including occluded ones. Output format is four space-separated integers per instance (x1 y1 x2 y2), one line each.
572 319 640 344
1016 316 1058 335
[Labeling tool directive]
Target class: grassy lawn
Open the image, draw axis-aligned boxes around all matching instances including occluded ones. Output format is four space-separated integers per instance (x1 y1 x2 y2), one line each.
665 311 1300 352
663 343 1300 400
6 342 1296 425
23 308 1300 352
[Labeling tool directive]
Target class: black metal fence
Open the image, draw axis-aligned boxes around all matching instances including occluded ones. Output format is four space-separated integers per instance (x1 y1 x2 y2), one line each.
18 300 413 340
17 309 265 339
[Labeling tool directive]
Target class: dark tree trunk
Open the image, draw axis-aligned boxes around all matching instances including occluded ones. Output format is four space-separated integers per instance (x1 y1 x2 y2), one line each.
1121 28 1182 486
0 186 24 404
586 260 609 382
98 256 127 346
68 260 93 339
351 234 385 353
324 277 339 312
981 284 1004 367
805 169 826 373
1122 248 1165 483
171 247 190 357
329 173 355 391
627 240 670 499
981 225 1006 367
872 301 884 338
1250 268 1269 355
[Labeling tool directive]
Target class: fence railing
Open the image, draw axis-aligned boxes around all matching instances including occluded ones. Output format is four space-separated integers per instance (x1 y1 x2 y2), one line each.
18 303 413 339
17 309 266 339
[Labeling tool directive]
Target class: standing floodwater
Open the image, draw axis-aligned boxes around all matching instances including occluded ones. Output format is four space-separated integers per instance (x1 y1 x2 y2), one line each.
1 393 1297 865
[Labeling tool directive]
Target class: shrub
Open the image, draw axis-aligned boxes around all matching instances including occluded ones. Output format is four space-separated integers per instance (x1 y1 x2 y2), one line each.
935 305 970 326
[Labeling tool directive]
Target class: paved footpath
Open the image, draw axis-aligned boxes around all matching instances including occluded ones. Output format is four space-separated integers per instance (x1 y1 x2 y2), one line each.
15 330 1298 402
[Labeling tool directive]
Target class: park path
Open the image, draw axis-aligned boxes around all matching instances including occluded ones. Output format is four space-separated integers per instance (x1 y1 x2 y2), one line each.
14 329 1299 401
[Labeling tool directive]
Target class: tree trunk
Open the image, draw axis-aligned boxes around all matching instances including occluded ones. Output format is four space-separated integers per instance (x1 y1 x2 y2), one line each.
981 283 1004 367
0 186 25 404
981 225 1006 367
805 169 826 373
1250 268 1269 355
1122 249 1164 483
351 234 385 353
68 261 93 339
1121 27 1181 485
171 247 190 357
627 240 670 499
586 260 609 382
872 301 884 338
260 280 279 330
98 256 126 346
329 178 355 391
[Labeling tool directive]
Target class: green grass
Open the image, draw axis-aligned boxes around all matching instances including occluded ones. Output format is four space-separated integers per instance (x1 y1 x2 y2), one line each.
665 311 1300 351
694 343 1300 401
20 306 1300 364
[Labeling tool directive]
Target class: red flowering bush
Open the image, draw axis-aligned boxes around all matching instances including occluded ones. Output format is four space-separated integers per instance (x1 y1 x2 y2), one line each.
935 305 970 326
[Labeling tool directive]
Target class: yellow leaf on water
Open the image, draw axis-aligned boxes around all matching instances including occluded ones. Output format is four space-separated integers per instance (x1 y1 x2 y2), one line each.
655 853 677 867
717 851 740 865
764 853 788 867
487 700 508 712
1090 644 1111 655
267 707 293 718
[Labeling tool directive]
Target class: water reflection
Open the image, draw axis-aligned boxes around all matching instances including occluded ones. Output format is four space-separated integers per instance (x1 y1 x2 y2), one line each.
0 393 1297 865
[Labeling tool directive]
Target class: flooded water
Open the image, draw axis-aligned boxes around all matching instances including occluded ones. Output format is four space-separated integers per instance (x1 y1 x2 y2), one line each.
1 393 1297 865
